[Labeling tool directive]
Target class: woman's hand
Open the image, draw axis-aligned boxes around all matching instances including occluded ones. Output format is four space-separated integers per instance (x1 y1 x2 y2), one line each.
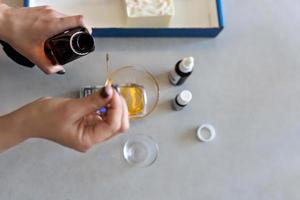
0 85 129 153
0 4 87 74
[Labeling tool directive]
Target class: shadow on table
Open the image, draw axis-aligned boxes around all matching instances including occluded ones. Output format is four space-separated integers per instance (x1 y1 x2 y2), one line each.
155 71 171 92
57 90 80 98
179 127 199 147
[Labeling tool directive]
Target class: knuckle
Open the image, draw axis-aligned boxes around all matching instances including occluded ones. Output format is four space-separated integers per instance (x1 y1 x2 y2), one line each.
119 123 130 133
78 143 92 153
77 147 88 153
111 121 122 133
62 102 75 116
118 127 126 133
44 7 54 14
77 147 86 153
43 68 52 75
42 9 59 19
37 5 51 11
41 5 51 10
37 96 52 102
76 15 84 24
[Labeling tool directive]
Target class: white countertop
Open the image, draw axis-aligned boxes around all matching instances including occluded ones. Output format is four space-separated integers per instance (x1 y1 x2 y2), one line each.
1 0 300 199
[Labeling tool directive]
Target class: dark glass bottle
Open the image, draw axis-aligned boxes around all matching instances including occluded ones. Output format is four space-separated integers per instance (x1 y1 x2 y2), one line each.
172 90 193 111
169 57 194 86
44 27 95 65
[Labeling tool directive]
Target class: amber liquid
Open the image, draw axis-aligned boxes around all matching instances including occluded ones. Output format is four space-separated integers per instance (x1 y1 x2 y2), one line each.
118 84 147 117
105 55 146 118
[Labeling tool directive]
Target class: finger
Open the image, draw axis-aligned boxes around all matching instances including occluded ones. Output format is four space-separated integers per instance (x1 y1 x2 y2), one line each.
27 97 52 107
119 97 129 133
43 65 65 75
56 15 85 34
37 6 67 18
31 5 51 10
104 90 123 132
84 113 102 126
89 91 123 143
30 48 65 74
101 97 129 141
102 97 128 139
38 63 65 75
34 96 52 103
49 10 67 18
53 10 68 18
73 85 114 117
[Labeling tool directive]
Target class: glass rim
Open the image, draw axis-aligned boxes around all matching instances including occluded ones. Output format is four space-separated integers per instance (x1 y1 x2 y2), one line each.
123 134 159 167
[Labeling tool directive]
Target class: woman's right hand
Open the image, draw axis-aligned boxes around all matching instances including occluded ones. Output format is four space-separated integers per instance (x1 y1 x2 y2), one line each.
0 3 87 74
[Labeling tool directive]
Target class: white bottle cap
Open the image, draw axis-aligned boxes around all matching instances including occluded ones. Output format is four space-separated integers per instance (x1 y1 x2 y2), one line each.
196 124 216 142
179 57 194 73
177 90 192 106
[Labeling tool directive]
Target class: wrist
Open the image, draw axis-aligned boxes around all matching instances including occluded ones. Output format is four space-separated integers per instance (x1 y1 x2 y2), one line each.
0 3 11 41
0 113 30 140
0 113 30 153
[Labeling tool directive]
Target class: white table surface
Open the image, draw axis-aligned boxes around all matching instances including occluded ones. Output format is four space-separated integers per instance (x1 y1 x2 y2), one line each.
1 0 300 199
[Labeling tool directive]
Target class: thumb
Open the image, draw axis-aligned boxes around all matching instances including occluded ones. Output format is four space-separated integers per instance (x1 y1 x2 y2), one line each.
75 85 114 117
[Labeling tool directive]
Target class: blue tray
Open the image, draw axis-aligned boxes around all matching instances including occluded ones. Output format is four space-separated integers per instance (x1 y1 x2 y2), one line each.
24 0 224 38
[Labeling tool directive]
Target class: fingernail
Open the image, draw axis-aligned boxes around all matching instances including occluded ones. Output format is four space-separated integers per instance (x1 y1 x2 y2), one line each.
100 86 112 98
112 84 120 95
56 69 66 75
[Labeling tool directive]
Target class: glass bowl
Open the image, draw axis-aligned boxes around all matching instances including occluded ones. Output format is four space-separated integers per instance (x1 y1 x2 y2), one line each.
109 66 160 120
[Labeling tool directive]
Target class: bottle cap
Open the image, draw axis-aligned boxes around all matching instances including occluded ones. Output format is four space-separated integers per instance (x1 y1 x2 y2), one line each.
179 57 194 73
196 124 216 142
177 90 192 106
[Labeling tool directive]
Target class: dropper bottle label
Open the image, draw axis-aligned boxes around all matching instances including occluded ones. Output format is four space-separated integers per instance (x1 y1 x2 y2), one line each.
169 57 194 86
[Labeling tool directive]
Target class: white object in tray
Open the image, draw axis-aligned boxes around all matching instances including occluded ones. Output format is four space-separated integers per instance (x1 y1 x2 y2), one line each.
125 0 175 27
28 0 219 28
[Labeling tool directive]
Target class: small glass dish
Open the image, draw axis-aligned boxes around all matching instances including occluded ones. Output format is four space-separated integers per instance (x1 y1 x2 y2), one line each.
123 134 159 167
109 66 160 120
